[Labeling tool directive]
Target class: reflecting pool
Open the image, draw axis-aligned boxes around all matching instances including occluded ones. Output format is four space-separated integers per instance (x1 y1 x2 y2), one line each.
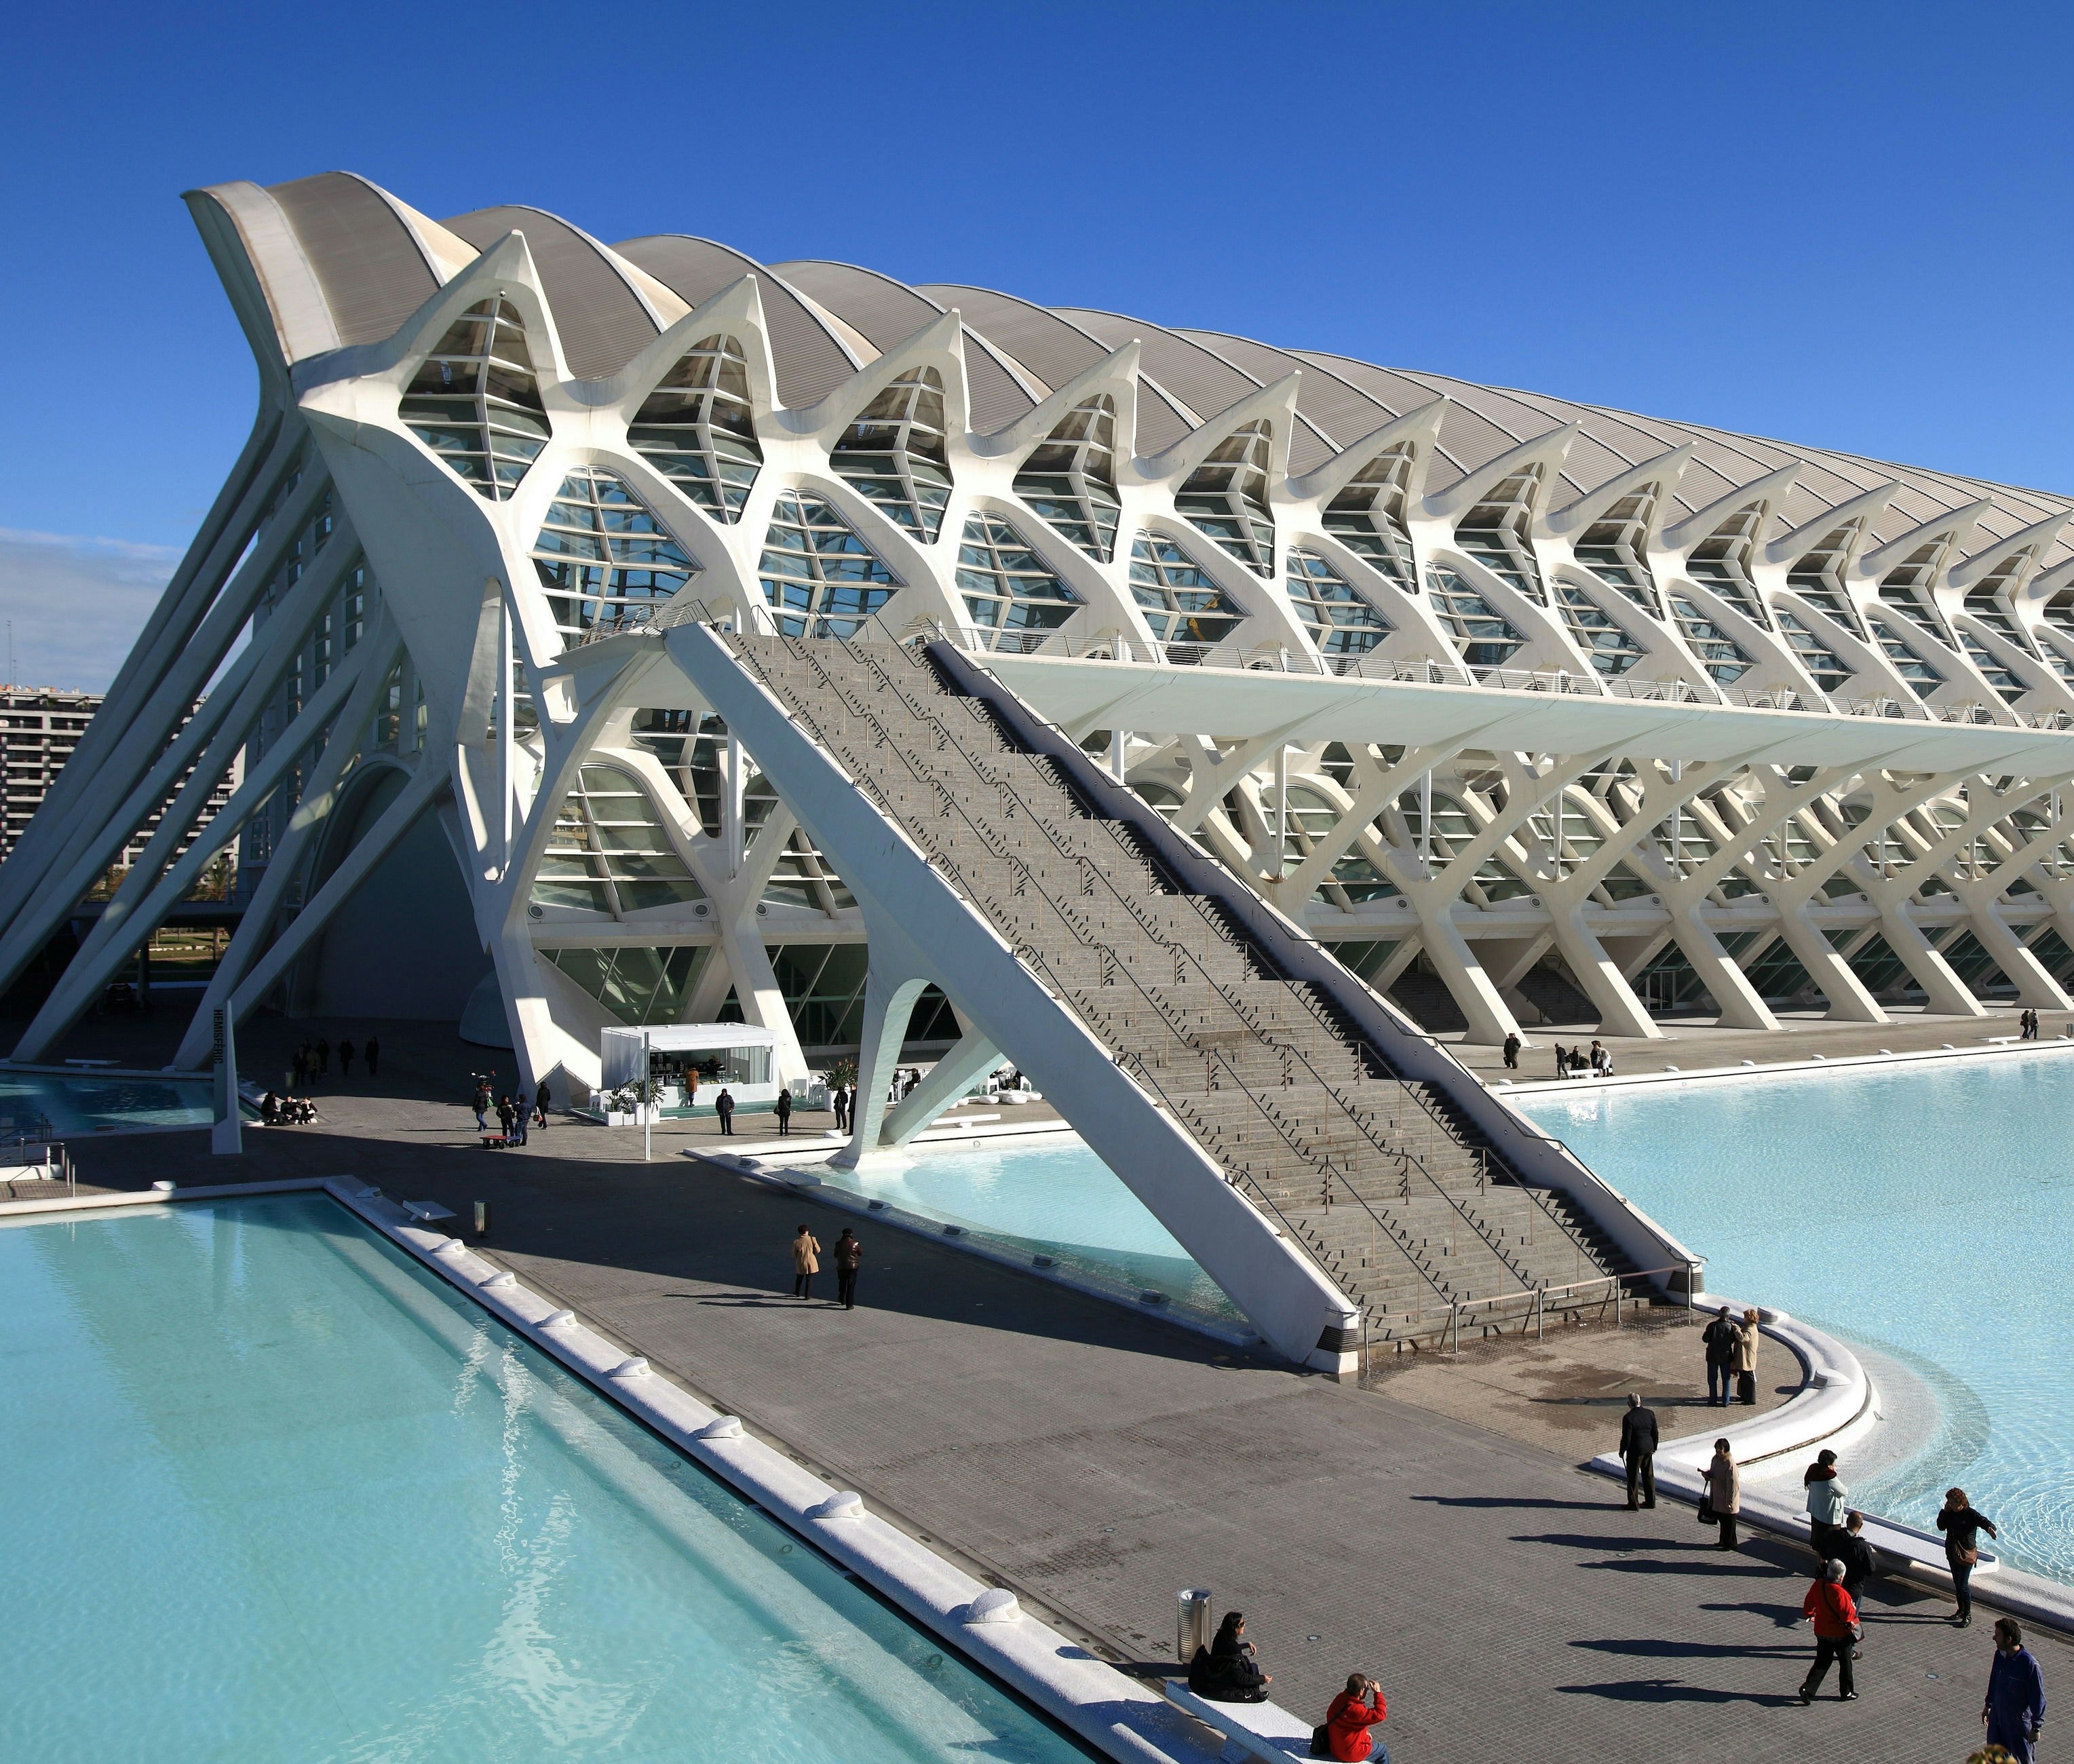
1517 1051 2074 1583
0 1192 1097 1762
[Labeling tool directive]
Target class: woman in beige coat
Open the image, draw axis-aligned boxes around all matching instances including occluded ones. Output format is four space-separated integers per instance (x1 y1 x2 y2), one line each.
792 1223 823 1300
1707 1438 1742 1550
1735 1309 1760 1405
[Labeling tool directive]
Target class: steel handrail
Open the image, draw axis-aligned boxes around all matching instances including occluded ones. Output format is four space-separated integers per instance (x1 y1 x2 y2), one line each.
771 632 1624 1278
722 632 1479 1318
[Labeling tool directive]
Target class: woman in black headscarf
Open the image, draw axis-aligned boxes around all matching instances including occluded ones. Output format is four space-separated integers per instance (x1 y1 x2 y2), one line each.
1188 1611 1271 1704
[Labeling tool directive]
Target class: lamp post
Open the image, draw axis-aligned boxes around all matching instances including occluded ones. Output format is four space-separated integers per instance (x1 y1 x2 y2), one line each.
642 1027 652 1164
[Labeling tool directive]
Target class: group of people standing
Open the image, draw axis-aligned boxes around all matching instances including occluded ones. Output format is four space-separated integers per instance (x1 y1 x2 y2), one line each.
288 1033 379 1092
472 1075 552 1144
2018 1007 2046 1039
1552 1039 1613 1079
1616 1388 2040 1753
790 1223 863 1309
1701 1304 1763 1406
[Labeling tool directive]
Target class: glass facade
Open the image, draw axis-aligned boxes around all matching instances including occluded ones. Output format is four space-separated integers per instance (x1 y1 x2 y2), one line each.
544 944 710 1026
530 764 704 916
1453 468 1544 603
1555 583 1645 675
1683 504 1770 628
532 471 697 641
1572 488 1662 614
833 368 952 541
1785 527 1867 637
1670 595 1753 684
1322 447 1418 592
1961 634 2028 702
1128 533 1245 645
1176 421 1276 577
1869 617 1944 695
1425 564 1524 668
400 298 549 500
1285 549 1388 655
1778 612 1851 690
1014 396 1121 562
954 514 1080 647
627 333 762 520
758 493 900 636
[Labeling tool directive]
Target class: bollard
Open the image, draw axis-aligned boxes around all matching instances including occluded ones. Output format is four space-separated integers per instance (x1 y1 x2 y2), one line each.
1176 1588 1212 1664
474 1200 491 1239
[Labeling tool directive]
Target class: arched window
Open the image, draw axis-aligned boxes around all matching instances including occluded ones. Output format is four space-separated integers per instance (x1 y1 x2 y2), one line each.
1014 396 1121 562
1176 421 1276 577
1286 550 1389 656
1322 446 1417 592
531 471 697 642
400 298 550 500
758 493 900 637
628 334 762 521
1129 533 1245 646
832 368 953 541
955 514 1080 649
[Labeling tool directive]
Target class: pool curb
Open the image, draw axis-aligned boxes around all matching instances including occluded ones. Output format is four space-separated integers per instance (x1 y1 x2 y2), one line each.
1495 1031 2074 1097
321 1178 1229 1764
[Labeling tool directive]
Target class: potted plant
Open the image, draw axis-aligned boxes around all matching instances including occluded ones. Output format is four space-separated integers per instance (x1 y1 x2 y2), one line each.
603 1077 662 1127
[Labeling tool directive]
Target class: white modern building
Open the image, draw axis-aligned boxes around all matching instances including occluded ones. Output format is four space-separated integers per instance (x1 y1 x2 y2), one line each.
7 168 2074 1101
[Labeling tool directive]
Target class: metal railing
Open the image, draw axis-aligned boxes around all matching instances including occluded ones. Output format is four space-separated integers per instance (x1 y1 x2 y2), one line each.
721 628 1629 1326
1 1137 75 1197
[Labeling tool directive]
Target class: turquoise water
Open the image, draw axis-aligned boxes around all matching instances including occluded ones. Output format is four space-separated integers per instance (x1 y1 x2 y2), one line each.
0 1068 212 1135
813 1136 1240 1324
1517 1052 2074 1584
0 1193 1095 1763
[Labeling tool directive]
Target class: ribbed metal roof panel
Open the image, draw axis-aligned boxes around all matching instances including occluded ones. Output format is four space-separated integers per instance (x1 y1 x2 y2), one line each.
616 237 858 408
1175 330 1398 457
770 261 1035 435
443 206 657 381
919 286 1104 395
1055 309 1265 431
267 172 438 351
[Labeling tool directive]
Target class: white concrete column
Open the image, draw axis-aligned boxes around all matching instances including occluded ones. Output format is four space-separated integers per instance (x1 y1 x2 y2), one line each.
1541 903 1662 1039
880 1029 1002 1148
832 962 927 1170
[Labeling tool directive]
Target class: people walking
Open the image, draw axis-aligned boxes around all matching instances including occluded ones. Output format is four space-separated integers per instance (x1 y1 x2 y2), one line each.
834 1227 862 1309
1705 1438 1741 1550
1805 1449 1848 1562
472 1081 491 1133
364 1035 380 1077
535 1078 552 1129
1187 1611 1269 1704
1798 1559 1861 1704
715 1087 735 1136
337 1037 356 1077
1735 1307 1760 1404
1939 1488 1998 1627
315 1036 330 1076
1321 1673 1388 1762
791 1224 822 1299
775 1086 792 1136
1983 1617 2046 1763
1502 1031 1520 1071
1619 1392 1658 1510
1553 1042 1569 1079
1702 1305 1740 1406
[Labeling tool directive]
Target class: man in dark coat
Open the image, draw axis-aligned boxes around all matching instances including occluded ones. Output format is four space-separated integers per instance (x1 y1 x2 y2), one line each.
775 1086 792 1136
1833 1512 1877 1655
1619 1393 1659 1510
1702 1305 1741 1406
715 1088 735 1136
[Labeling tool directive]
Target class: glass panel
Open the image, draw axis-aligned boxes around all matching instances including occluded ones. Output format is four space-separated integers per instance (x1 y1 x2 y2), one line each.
400 298 549 502
1669 596 1753 684
832 368 952 541
1285 549 1388 655
628 333 762 522
955 513 1080 650
757 494 900 638
1013 396 1120 562
1452 467 1544 603
1554 583 1645 676
531 471 698 645
1176 421 1276 577
1322 446 1417 592
1424 564 1523 668
1128 532 1244 647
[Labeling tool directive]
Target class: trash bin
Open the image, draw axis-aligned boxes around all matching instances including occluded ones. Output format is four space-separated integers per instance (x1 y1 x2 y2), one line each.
1176 1588 1212 1665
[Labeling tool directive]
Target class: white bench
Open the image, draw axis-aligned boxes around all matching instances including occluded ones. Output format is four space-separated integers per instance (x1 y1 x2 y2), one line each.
1162 1681 1311 1763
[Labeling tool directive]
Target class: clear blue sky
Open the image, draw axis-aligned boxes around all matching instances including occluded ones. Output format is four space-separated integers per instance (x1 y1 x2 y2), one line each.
3 0 2069 687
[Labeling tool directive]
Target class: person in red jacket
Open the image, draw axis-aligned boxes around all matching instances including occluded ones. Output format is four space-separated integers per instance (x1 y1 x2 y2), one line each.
1799 1559 1860 1703
1322 1673 1388 1762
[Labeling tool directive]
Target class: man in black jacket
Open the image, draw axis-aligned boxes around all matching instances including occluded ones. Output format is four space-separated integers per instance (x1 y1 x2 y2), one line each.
1702 1306 1742 1405
1619 1393 1659 1510
1834 1512 1877 1657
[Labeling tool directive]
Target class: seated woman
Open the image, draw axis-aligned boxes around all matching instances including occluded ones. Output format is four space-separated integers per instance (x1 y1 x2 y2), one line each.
1188 1611 1270 1704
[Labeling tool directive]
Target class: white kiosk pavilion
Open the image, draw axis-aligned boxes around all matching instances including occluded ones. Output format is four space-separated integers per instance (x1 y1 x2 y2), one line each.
598 1024 782 1117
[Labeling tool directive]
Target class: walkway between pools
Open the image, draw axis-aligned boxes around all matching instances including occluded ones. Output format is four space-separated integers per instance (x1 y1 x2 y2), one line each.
364 1144 2065 1764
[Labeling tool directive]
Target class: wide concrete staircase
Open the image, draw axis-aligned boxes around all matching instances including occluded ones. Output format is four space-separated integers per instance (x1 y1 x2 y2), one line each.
727 633 1638 1349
